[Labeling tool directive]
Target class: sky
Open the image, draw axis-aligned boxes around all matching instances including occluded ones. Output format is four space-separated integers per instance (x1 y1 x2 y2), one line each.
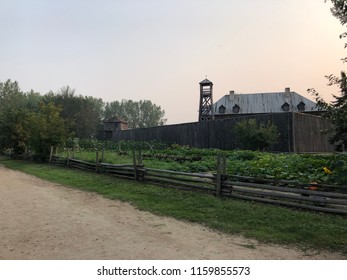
1 0 346 124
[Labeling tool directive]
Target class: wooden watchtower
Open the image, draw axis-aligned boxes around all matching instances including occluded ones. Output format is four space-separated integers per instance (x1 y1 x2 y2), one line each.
198 78 214 121
102 115 128 140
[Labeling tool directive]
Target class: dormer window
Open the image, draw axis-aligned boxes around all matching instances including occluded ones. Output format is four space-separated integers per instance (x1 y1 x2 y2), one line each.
297 101 305 111
281 102 290 112
218 105 226 114
232 104 240 113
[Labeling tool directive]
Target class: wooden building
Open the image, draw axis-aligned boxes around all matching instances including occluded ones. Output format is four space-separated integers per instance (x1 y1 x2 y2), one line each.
110 82 334 152
103 115 128 140
111 112 334 152
213 87 320 117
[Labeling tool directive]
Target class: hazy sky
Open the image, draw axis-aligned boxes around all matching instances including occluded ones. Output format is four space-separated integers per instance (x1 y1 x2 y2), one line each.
1 0 345 124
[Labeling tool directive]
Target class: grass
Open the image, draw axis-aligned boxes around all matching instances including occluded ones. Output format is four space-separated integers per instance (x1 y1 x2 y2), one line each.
2 158 347 255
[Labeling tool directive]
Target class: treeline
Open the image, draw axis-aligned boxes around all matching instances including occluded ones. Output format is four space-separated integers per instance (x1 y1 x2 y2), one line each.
0 79 166 159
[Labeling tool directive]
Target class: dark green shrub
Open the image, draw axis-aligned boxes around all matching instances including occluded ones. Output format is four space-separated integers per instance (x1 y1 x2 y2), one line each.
234 119 279 151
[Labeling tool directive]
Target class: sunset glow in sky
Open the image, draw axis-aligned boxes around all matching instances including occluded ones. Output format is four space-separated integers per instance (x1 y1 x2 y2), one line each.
1 0 346 124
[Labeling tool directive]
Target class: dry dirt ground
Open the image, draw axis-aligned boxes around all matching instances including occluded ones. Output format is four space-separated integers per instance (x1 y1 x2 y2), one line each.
0 165 345 260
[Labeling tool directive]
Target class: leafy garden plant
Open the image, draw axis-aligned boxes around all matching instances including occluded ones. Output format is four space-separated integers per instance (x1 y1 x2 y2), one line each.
58 141 347 185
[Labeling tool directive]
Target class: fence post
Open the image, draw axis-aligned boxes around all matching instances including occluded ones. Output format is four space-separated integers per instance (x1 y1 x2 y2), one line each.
67 149 71 167
138 149 143 165
101 143 105 163
222 154 227 176
132 149 138 181
49 146 54 164
96 148 99 173
216 152 222 197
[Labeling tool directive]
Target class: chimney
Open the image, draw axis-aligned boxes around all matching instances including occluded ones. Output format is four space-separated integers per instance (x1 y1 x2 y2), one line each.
285 87 290 93
229 90 235 102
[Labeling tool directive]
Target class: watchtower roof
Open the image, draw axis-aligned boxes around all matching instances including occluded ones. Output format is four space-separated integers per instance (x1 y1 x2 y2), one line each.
199 78 213 85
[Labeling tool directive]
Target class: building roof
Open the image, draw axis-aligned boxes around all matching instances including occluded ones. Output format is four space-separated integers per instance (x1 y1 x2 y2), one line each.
213 88 319 115
199 78 213 85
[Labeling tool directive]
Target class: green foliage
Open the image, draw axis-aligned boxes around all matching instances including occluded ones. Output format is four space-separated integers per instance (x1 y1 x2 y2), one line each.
234 119 280 150
59 142 347 184
326 152 347 184
310 72 347 150
0 80 168 160
307 1 347 150
113 140 168 152
104 99 167 129
228 153 328 182
44 86 104 139
328 0 347 61
329 0 347 24
228 150 260 161
0 80 48 154
26 102 67 160
0 80 69 159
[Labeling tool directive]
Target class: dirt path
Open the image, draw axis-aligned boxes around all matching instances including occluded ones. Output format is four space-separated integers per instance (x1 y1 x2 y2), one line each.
0 165 344 260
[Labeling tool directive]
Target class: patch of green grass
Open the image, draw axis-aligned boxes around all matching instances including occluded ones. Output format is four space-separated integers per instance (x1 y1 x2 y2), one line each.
2 159 347 255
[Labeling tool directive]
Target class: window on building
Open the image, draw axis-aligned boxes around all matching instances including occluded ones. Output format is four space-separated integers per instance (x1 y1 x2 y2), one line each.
218 105 226 114
281 102 290 112
297 101 306 111
232 104 240 113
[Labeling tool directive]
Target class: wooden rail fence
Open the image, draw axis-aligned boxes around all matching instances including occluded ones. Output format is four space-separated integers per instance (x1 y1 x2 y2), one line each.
50 153 347 215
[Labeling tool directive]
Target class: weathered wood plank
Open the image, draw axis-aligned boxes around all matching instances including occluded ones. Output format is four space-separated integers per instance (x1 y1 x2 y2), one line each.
224 180 347 199
228 185 347 206
229 174 347 191
145 168 215 179
144 175 215 192
226 193 347 215
145 171 214 185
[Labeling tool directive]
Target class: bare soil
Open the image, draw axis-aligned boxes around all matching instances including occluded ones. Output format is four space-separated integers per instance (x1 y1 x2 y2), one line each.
0 165 344 260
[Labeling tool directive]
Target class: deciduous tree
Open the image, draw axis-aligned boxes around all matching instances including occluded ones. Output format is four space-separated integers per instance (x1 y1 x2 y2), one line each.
26 102 67 160
44 86 104 138
0 80 30 153
104 99 166 129
308 1 347 150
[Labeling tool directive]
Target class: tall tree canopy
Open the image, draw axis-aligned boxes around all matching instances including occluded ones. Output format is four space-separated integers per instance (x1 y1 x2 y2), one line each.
44 86 104 139
309 1 347 150
312 73 347 149
0 80 44 153
329 0 347 61
26 102 67 159
0 79 68 157
1 79 167 157
104 99 166 129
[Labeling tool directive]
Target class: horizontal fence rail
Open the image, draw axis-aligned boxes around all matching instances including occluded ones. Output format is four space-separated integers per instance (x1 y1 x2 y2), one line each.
68 158 97 172
49 154 347 215
51 156 68 167
101 162 145 180
142 168 216 193
222 180 347 215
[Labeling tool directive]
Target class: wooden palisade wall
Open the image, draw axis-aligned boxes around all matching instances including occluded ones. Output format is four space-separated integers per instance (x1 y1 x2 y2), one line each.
112 112 334 153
